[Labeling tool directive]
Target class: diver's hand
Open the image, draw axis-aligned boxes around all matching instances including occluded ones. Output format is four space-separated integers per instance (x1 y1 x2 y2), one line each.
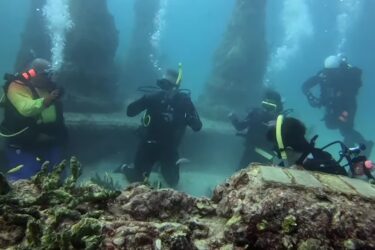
43 89 60 107
305 91 321 108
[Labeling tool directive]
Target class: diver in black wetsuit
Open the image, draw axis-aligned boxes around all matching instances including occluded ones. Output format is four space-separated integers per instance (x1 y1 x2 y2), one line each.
302 55 373 156
121 67 202 187
267 116 348 176
229 89 283 170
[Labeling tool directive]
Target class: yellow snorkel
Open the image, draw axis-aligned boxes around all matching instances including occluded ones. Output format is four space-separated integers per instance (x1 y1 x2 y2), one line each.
175 63 183 87
276 114 289 166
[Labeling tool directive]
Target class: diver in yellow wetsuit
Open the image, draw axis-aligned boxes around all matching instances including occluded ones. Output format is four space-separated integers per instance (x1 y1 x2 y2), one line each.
1 58 67 180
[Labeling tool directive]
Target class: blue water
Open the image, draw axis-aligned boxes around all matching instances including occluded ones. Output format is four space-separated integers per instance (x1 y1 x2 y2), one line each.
0 0 28 74
0 0 374 170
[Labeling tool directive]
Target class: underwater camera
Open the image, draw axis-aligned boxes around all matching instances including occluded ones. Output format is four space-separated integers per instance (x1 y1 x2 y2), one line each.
322 141 374 179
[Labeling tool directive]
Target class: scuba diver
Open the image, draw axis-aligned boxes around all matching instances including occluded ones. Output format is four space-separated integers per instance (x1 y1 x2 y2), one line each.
267 115 375 181
0 58 67 181
302 54 373 156
228 89 284 170
118 64 202 187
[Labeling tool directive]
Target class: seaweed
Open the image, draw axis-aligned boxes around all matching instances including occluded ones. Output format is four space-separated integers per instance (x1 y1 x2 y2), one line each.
89 172 122 191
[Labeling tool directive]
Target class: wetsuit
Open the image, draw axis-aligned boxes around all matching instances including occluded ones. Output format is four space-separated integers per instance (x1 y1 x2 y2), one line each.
300 147 348 176
267 117 348 176
302 65 372 153
231 108 278 169
1 79 67 180
126 90 202 187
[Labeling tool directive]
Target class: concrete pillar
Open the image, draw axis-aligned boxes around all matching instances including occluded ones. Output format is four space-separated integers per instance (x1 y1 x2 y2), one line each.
199 0 267 120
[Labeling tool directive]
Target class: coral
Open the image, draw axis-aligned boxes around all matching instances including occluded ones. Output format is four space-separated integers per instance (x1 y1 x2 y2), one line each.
0 157 119 249
2 164 375 249
90 172 122 191
282 215 297 234
256 219 268 231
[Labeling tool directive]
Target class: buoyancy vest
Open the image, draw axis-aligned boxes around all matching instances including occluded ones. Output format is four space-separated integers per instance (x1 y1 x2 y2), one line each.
1 78 66 148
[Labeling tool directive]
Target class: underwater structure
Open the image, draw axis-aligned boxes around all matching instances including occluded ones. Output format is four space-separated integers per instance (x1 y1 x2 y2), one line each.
1 162 375 249
14 0 120 113
58 0 120 113
199 0 268 120
14 0 50 71
121 0 160 98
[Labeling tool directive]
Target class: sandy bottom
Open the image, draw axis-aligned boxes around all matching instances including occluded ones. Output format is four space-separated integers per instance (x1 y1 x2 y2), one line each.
79 160 233 197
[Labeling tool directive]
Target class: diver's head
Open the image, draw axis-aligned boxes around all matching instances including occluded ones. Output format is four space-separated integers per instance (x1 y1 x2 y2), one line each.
24 58 54 88
157 69 179 91
261 88 283 113
267 116 310 166
324 54 348 69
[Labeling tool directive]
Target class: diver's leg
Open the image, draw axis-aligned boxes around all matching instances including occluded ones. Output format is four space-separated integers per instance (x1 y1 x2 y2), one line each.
160 149 179 188
339 121 366 146
323 113 339 130
340 103 373 156
340 125 373 156
129 142 158 183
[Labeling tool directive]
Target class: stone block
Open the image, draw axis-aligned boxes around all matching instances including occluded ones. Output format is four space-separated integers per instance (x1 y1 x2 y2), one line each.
260 166 291 184
316 174 356 195
286 169 323 188
339 176 375 199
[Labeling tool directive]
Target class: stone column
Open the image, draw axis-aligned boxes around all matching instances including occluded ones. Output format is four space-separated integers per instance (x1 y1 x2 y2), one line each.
199 0 267 120
14 0 50 71
121 0 160 97
14 0 120 113
60 0 120 113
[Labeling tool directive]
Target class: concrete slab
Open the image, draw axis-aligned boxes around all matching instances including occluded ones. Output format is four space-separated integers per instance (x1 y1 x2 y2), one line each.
260 166 291 185
316 174 356 195
286 169 323 188
339 176 375 199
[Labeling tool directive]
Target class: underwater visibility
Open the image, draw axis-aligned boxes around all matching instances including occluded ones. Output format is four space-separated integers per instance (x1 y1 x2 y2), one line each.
0 0 375 249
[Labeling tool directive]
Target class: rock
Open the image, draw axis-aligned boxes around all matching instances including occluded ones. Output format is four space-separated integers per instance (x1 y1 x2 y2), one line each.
113 237 125 247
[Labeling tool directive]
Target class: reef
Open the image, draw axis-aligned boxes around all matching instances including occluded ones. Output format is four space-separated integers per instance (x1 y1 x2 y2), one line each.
0 157 119 249
199 0 268 120
2 162 375 249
